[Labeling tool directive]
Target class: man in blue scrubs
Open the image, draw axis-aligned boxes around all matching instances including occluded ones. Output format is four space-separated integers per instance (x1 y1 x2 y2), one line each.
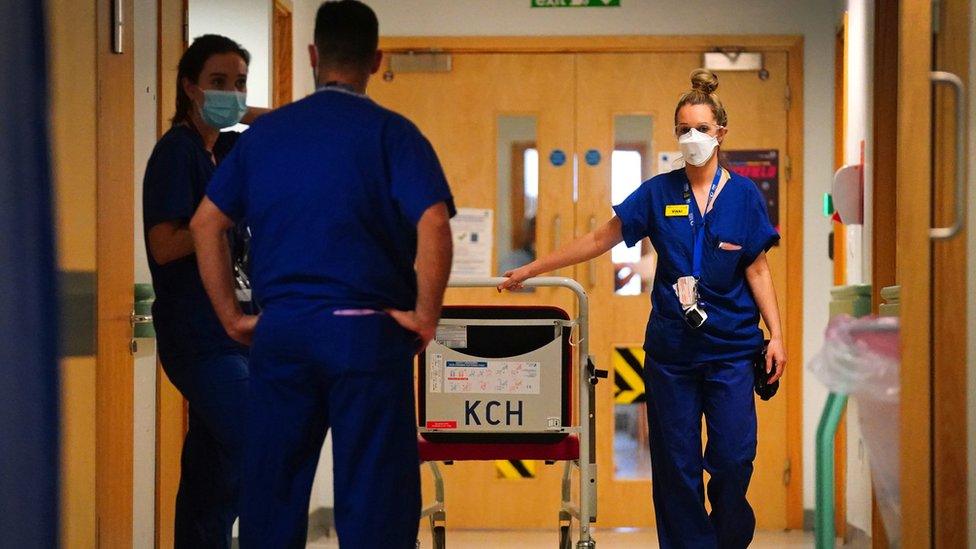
190 2 455 547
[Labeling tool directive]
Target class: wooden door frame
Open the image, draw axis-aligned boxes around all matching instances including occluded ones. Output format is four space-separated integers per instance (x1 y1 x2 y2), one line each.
155 1 188 547
931 0 970 545
49 0 99 545
897 2 933 546
379 34 806 530
896 1 972 545
870 2 897 547
832 16 849 540
96 0 135 545
272 0 293 108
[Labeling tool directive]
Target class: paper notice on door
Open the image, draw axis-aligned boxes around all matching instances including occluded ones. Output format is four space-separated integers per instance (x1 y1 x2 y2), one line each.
444 360 540 395
449 208 493 277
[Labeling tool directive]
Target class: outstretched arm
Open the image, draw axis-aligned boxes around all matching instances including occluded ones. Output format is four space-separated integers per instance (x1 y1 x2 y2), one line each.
497 216 624 291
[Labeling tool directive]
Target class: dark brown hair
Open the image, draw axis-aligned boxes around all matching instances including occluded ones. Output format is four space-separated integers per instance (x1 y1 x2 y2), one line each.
172 34 250 127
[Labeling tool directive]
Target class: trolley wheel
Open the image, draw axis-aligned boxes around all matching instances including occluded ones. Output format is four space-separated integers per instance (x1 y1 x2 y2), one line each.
559 524 572 549
432 525 446 549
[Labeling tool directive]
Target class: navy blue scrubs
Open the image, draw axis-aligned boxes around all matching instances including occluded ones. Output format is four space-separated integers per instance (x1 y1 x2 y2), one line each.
143 125 249 549
613 167 779 549
206 87 455 548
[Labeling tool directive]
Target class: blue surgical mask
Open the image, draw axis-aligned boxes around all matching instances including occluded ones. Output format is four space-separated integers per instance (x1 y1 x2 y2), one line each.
200 90 247 129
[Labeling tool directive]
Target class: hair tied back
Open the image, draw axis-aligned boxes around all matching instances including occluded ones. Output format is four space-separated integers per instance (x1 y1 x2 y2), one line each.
690 69 719 95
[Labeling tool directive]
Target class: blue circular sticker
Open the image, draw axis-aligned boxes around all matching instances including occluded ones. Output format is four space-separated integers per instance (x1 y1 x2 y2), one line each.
549 149 566 167
585 149 601 166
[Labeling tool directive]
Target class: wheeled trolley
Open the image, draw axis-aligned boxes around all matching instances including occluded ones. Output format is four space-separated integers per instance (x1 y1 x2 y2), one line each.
416 277 604 548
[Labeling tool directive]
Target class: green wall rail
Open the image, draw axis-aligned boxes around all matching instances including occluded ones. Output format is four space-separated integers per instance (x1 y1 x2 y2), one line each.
815 392 848 548
815 284 872 548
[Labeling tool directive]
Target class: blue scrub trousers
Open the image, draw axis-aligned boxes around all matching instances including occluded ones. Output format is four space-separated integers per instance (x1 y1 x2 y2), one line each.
239 310 420 549
644 355 758 549
161 350 249 549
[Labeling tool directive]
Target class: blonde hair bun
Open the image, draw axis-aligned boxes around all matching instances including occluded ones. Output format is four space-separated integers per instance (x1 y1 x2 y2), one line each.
690 69 719 94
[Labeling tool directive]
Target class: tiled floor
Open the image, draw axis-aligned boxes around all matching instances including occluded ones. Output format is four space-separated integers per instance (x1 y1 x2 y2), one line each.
307 528 817 548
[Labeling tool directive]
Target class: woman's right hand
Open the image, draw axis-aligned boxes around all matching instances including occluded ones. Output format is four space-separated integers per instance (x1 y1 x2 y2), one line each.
497 264 534 292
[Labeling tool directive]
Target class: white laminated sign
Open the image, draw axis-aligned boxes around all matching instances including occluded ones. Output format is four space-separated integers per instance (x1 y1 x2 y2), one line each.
444 360 540 395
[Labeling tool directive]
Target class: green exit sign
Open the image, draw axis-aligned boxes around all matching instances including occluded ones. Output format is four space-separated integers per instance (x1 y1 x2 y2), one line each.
531 0 621 7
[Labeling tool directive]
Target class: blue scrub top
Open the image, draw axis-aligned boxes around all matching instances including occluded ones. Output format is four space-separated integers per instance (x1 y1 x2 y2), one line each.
206 88 456 317
143 125 247 359
613 167 779 364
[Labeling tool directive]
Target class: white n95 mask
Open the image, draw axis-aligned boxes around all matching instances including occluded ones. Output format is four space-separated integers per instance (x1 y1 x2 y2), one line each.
678 128 719 167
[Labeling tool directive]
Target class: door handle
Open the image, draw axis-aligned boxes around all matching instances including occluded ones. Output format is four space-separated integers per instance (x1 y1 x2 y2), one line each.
929 71 967 240
112 0 124 54
587 216 597 289
130 313 153 326
132 284 155 338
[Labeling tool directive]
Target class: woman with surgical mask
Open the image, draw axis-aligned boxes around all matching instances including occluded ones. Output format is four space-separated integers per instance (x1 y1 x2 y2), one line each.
500 69 785 548
142 34 268 548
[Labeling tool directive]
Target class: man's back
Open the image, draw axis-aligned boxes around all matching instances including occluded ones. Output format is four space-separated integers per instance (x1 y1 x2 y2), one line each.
207 87 454 314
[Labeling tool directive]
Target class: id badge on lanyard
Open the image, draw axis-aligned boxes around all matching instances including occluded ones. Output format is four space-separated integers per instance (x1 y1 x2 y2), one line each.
672 168 722 329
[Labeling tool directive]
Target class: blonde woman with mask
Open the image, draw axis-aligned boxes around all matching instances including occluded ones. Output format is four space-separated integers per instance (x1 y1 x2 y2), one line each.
500 69 786 548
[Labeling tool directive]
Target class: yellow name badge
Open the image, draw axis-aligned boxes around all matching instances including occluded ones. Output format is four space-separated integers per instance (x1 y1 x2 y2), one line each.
665 204 689 217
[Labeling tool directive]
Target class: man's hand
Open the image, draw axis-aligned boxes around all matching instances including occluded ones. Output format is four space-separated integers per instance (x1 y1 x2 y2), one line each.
404 202 452 353
386 309 437 353
190 197 249 344
227 313 260 346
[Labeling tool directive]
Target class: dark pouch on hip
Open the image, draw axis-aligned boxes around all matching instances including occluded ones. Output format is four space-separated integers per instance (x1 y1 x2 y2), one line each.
753 340 779 401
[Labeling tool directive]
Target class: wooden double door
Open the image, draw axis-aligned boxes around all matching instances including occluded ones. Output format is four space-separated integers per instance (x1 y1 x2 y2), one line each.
371 39 802 530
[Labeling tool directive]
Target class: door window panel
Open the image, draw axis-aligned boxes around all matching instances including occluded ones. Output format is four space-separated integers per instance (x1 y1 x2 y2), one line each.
611 115 656 296
496 116 538 281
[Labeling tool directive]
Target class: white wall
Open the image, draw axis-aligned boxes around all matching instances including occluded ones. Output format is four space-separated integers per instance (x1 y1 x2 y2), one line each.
840 0 875 537
294 5 316 98
189 0 273 109
292 0 838 520
132 0 159 545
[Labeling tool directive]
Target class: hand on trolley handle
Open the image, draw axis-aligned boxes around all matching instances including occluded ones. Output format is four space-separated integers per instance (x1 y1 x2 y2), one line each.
497 265 533 292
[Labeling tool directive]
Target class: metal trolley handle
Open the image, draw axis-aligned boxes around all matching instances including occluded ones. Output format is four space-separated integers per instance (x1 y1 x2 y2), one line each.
446 276 601 540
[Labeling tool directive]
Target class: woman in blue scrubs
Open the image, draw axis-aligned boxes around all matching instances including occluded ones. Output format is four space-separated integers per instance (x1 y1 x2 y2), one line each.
142 34 267 548
500 69 786 548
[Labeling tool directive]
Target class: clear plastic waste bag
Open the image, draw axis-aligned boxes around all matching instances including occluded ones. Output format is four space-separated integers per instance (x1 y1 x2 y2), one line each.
809 315 899 401
810 314 901 544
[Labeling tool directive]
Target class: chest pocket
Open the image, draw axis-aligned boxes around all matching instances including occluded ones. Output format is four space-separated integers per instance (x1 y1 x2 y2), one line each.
701 225 746 292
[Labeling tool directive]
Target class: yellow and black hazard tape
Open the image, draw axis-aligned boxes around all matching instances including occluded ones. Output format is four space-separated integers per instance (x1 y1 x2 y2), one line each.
495 459 536 479
613 347 646 404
